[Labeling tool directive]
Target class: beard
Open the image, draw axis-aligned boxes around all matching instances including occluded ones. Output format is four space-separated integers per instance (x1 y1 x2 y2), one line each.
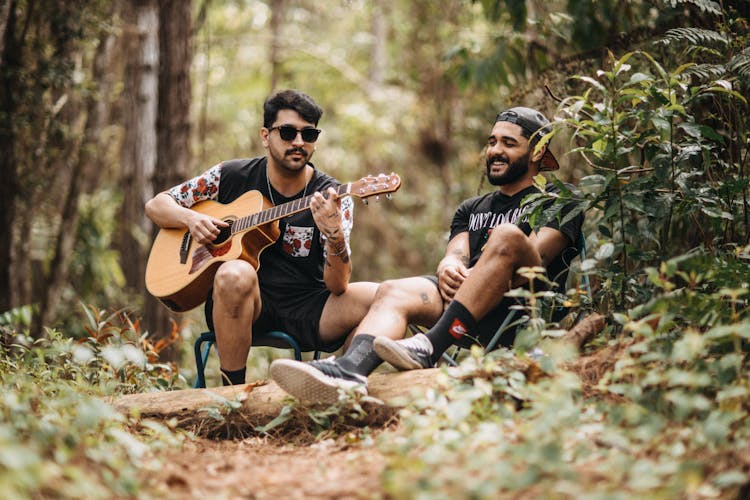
272 146 310 174
486 150 530 186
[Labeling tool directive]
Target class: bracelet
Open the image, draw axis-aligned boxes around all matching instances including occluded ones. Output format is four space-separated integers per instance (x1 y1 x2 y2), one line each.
327 245 348 257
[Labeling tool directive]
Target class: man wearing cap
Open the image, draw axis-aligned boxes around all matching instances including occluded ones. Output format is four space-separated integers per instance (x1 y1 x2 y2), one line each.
271 107 584 403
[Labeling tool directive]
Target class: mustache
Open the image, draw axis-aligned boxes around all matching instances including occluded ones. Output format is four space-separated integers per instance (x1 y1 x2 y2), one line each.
486 154 509 165
286 147 308 157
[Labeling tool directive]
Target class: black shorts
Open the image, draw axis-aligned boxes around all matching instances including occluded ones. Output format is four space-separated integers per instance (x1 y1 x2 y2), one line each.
421 275 522 350
204 287 345 353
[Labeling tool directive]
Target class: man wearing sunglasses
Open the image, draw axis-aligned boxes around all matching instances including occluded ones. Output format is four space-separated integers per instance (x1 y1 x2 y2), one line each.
145 89 377 386
271 106 584 404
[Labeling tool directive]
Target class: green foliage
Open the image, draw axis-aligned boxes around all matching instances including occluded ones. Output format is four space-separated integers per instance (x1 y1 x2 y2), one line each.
379 5 750 498
553 31 748 309
0 307 185 499
0 304 34 334
380 314 749 498
72 305 186 393
57 191 131 337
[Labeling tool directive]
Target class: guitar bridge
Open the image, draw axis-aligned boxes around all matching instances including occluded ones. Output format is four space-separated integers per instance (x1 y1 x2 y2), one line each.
179 231 191 264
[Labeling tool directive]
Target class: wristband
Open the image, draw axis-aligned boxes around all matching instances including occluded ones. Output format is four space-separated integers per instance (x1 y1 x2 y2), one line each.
327 241 348 256
328 247 348 257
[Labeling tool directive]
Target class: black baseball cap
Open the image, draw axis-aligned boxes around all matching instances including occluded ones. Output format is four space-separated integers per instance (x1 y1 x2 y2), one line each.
495 107 559 171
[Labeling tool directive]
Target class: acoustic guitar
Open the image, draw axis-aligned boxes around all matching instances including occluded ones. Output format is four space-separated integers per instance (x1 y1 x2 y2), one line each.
145 173 402 312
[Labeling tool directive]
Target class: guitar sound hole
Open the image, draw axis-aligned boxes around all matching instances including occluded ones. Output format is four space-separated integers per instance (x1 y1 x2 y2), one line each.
212 220 234 245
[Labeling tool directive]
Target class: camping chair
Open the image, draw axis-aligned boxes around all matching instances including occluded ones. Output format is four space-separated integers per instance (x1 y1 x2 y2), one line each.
193 330 321 388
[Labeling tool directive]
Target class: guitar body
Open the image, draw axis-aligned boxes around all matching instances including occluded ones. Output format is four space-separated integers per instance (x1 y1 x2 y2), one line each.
145 190 279 312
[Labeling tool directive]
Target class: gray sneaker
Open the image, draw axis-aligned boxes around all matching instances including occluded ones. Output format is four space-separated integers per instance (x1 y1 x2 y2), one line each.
372 333 435 371
270 357 367 404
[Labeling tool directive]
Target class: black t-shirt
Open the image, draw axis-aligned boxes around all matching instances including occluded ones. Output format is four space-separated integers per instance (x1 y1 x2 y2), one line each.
450 184 583 291
168 156 353 312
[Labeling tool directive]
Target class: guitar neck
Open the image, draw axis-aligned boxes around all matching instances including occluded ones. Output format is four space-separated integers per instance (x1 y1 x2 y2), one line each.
231 183 350 234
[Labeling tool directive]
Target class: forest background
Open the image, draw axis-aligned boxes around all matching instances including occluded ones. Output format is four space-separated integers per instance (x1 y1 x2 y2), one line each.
1 0 749 498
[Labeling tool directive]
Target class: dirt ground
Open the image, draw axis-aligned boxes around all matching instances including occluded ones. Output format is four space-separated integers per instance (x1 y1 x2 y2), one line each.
142 321 614 499
149 434 386 499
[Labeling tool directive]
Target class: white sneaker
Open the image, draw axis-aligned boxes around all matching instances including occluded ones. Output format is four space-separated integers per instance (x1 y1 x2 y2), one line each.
270 357 367 404
372 333 435 371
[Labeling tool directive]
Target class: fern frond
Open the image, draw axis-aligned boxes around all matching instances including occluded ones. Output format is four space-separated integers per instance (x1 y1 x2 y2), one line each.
728 47 750 87
685 45 723 59
656 27 729 48
682 63 728 81
663 0 722 15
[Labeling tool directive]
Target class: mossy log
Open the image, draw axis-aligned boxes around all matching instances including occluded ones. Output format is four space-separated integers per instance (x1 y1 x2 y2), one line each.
112 369 439 437
113 314 605 436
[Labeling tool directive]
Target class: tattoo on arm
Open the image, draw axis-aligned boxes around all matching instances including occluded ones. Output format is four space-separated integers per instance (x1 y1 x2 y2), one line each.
324 228 341 240
420 292 430 305
325 252 350 267
325 237 349 266
449 247 469 267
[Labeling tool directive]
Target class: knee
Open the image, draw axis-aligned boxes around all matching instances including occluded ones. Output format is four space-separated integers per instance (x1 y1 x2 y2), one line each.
213 260 258 297
484 223 539 266
373 278 439 311
374 279 405 304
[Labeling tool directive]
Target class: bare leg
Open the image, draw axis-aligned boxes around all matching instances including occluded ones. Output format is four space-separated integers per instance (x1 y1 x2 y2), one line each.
270 281 376 403
350 277 444 340
373 224 543 370
317 281 378 347
453 223 540 319
271 278 444 403
211 260 262 371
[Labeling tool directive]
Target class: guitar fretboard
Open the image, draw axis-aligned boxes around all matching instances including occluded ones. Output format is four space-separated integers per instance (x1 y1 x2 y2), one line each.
230 183 351 234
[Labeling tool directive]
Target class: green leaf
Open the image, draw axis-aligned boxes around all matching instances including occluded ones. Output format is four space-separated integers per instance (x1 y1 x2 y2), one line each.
595 242 615 260
713 470 748 488
255 404 294 433
716 385 747 402
626 72 653 85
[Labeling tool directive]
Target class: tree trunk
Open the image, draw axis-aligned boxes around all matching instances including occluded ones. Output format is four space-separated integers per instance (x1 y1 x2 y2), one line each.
0 0 18 313
118 0 159 297
34 4 119 335
0 0 10 59
410 0 459 226
145 0 193 362
269 0 284 93
369 0 386 87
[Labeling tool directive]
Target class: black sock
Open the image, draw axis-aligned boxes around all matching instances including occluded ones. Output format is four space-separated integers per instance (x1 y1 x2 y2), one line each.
335 334 382 377
424 299 478 362
220 367 246 386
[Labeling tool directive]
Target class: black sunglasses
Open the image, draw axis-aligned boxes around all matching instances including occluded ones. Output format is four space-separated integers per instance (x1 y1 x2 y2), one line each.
268 125 321 143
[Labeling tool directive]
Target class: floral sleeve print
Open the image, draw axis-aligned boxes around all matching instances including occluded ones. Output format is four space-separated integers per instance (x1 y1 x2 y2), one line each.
167 163 222 208
323 195 354 257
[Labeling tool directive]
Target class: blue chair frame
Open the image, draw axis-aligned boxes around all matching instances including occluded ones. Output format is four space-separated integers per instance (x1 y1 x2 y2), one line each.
193 330 319 388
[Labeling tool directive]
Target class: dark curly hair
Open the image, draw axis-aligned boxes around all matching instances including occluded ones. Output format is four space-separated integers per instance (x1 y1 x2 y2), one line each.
263 89 323 128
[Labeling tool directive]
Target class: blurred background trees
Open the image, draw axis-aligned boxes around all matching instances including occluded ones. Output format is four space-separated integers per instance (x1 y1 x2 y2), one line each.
0 0 747 362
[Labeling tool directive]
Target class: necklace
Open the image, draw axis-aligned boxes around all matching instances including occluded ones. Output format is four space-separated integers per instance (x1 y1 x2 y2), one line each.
266 166 309 206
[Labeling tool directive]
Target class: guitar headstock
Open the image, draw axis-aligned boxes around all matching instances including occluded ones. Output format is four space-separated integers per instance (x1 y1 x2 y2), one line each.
349 173 401 201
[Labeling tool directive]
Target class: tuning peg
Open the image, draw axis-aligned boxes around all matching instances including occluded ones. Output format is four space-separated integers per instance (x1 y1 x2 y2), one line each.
375 195 380 201
363 199 369 205
386 193 392 200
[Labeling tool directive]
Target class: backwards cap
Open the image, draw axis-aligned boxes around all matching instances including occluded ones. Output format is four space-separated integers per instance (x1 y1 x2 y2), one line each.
495 107 559 171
